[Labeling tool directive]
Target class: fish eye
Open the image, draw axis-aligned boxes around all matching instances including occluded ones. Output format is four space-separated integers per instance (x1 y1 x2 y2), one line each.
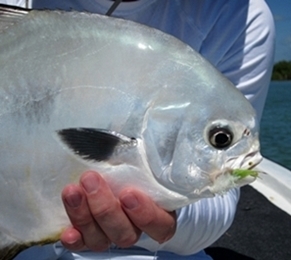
208 126 233 149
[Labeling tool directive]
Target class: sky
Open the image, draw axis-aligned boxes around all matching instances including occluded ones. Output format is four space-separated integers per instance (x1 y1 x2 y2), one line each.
265 0 291 62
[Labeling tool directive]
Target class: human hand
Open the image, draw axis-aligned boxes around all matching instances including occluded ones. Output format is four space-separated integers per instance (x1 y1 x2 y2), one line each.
60 171 177 252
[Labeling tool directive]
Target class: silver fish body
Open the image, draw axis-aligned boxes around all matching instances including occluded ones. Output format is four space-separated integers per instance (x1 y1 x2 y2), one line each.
0 5 261 259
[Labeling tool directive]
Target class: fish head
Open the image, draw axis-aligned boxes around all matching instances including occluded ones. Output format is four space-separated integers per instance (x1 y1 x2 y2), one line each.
144 67 262 199
200 117 262 194
195 74 262 195
168 117 261 198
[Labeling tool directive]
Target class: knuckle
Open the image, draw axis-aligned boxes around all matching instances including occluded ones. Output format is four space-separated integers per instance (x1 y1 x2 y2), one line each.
131 209 157 229
73 216 93 229
115 234 139 248
91 203 117 220
88 241 110 252
138 215 155 229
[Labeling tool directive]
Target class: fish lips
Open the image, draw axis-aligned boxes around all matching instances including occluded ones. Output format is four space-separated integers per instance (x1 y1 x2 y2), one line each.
202 150 263 195
226 150 263 171
224 150 263 187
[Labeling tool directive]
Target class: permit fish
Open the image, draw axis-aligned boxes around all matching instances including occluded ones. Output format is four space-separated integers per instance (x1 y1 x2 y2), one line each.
0 4 262 259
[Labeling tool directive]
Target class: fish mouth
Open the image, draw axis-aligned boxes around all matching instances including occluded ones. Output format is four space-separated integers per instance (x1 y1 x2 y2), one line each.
204 150 263 194
221 150 262 186
225 150 263 171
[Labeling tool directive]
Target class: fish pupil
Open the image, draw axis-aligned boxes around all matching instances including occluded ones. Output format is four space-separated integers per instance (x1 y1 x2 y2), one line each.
215 133 229 146
209 127 233 149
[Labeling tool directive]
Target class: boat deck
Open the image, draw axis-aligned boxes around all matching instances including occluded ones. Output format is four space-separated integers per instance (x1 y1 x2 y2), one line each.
205 185 291 260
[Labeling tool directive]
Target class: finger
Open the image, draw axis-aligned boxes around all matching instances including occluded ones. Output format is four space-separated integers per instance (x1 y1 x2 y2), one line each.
62 183 110 251
60 226 86 251
119 189 177 243
80 171 141 248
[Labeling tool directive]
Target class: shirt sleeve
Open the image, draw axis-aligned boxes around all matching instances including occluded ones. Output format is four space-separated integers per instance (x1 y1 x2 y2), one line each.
212 0 275 121
0 0 27 7
135 188 239 255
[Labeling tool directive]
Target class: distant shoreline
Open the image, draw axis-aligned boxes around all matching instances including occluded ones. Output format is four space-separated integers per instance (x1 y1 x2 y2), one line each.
271 79 291 82
271 60 291 81
270 80 291 82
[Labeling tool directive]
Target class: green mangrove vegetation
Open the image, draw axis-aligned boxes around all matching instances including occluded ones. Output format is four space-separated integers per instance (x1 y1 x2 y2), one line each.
271 60 291 81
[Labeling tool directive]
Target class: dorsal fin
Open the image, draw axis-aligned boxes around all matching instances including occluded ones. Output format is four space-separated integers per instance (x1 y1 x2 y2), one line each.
0 4 30 32
57 128 137 162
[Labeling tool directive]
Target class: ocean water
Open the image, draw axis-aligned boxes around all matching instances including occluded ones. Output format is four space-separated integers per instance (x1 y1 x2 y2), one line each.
260 81 291 170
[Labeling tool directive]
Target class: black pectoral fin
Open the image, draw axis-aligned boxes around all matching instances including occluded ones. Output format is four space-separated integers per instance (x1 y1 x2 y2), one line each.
57 128 136 162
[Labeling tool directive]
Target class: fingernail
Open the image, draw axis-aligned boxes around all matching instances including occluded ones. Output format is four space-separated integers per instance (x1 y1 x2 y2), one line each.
65 234 79 245
120 193 139 210
81 172 99 194
67 237 78 245
65 191 82 208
